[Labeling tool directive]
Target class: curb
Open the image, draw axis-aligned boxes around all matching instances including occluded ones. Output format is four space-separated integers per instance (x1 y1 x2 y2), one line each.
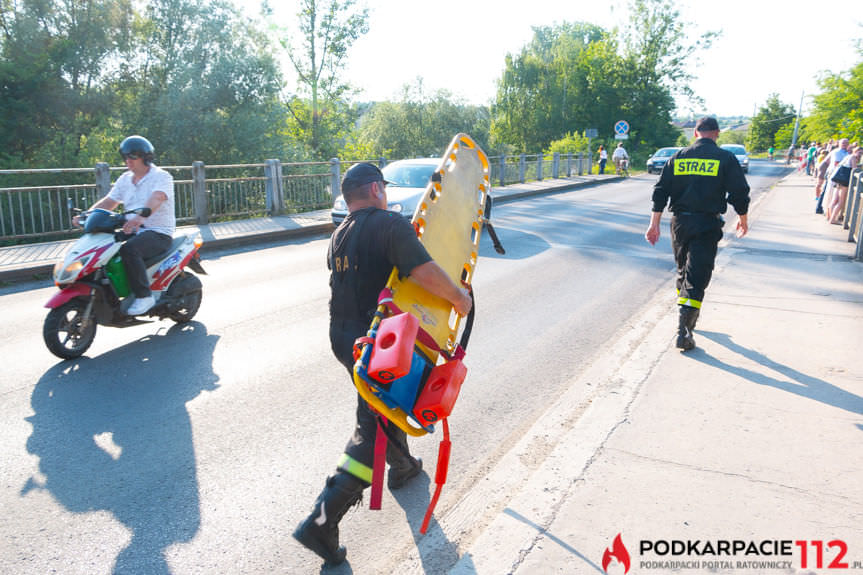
0 177 617 285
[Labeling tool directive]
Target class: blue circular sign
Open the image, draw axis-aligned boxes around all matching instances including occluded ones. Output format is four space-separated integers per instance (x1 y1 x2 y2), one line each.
614 120 629 135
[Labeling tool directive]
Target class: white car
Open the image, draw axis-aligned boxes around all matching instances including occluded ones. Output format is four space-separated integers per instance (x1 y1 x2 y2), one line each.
331 158 438 225
721 144 750 173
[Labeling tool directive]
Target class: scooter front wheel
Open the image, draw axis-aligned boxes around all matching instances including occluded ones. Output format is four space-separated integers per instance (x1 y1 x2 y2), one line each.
43 298 97 359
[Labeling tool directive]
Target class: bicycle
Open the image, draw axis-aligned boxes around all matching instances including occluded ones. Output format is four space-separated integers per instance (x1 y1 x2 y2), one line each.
615 158 630 177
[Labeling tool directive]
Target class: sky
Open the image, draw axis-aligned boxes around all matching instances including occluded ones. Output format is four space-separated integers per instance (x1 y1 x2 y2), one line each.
238 0 862 119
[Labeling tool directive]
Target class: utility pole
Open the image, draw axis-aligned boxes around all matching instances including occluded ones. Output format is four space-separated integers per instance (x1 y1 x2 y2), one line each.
790 91 804 149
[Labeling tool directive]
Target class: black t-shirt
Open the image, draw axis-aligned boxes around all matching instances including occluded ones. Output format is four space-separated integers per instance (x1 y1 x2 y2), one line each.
328 207 432 321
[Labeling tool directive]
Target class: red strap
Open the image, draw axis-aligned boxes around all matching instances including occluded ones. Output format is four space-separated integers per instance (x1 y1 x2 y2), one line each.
420 419 451 534
370 418 388 510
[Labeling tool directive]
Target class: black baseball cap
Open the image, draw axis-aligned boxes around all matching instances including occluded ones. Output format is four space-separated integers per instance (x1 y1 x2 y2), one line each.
695 116 720 132
341 162 387 193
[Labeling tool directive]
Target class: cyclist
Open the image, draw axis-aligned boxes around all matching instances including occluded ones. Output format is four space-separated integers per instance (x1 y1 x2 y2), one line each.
612 143 630 175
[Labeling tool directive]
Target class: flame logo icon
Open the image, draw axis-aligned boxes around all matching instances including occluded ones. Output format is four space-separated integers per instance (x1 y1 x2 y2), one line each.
602 533 631 574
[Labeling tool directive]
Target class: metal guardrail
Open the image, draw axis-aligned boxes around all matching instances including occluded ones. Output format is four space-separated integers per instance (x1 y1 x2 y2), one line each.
842 168 863 261
0 152 592 242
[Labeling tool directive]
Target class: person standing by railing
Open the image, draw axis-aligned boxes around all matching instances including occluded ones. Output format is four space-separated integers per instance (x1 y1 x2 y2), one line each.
821 138 850 220
73 136 175 315
828 145 861 225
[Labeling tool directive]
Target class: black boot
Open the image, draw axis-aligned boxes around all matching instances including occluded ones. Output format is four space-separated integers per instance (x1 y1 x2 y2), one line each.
676 306 700 351
388 456 422 490
293 472 365 566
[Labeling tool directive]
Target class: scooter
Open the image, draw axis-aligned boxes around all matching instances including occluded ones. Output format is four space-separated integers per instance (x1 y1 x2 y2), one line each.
43 207 207 359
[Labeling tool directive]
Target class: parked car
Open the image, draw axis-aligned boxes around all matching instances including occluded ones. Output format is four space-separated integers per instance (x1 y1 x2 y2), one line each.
720 144 750 173
331 158 438 225
645 147 680 174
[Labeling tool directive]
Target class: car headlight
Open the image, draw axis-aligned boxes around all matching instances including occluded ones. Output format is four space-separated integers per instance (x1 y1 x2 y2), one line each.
388 203 403 214
333 197 346 211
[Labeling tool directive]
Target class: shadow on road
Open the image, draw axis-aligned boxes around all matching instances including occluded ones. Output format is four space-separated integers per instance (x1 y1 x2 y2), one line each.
22 322 220 574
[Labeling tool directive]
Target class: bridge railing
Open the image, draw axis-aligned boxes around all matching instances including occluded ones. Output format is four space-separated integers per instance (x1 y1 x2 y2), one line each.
842 168 863 261
0 151 593 242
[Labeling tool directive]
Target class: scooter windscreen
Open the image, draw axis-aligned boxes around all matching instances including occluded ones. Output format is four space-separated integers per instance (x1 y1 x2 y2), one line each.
83 209 122 233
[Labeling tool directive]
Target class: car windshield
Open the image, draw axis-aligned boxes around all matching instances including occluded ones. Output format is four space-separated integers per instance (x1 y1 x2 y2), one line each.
722 145 746 154
382 163 436 188
656 148 676 157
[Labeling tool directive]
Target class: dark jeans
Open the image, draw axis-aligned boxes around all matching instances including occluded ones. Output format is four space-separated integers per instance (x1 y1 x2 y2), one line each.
671 213 724 306
330 317 414 481
119 230 172 297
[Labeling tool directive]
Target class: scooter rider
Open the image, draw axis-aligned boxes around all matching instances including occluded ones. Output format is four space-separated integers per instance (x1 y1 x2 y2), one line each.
293 162 472 567
74 136 175 315
644 117 750 350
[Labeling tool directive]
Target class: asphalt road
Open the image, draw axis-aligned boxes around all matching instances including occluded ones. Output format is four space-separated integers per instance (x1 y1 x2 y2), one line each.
0 160 790 575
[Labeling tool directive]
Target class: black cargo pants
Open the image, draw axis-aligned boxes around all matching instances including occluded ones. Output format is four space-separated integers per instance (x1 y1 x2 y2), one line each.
329 317 415 484
670 213 724 308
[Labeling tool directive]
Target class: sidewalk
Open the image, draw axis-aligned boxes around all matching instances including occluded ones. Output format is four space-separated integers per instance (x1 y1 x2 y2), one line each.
444 170 863 574
0 174 617 283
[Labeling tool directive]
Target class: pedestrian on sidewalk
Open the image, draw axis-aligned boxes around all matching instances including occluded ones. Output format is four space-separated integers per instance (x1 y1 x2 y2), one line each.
828 145 861 225
814 145 832 200
644 117 750 351
292 162 472 567
822 138 850 220
806 142 818 175
72 135 174 316
598 145 608 174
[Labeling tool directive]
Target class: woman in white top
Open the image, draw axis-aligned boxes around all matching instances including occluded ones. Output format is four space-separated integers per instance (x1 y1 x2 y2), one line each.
829 146 861 225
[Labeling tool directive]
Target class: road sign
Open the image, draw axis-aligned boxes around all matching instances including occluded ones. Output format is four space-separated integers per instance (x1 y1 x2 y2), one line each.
585 128 598 138
614 120 629 136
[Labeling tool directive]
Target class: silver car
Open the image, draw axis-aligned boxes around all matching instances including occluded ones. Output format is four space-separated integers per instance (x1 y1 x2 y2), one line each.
721 144 750 173
331 158 439 225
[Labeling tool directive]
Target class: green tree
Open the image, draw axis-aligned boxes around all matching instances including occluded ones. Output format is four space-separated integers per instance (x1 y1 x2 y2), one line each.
280 0 368 157
745 94 795 152
490 22 609 153
806 53 863 144
717 130 746 146
1 0 289 167
491 0 709 156
619 0 716 153
546 132 590 154
358 79 490 159
113 0 290 164
0 0 134 166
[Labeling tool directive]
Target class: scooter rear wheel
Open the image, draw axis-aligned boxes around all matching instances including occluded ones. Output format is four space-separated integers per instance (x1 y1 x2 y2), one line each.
43 298 97 359
167 273 203 323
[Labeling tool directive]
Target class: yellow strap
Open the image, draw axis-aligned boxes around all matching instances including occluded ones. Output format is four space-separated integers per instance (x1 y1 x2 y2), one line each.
337 453 373 483
677 297 702 309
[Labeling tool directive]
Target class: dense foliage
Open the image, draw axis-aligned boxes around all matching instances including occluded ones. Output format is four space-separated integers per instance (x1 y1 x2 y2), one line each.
2 0 859 169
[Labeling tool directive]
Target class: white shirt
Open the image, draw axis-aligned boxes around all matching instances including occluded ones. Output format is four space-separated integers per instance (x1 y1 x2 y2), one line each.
830 148 849 166
612 147 628 160
108 164 175 236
